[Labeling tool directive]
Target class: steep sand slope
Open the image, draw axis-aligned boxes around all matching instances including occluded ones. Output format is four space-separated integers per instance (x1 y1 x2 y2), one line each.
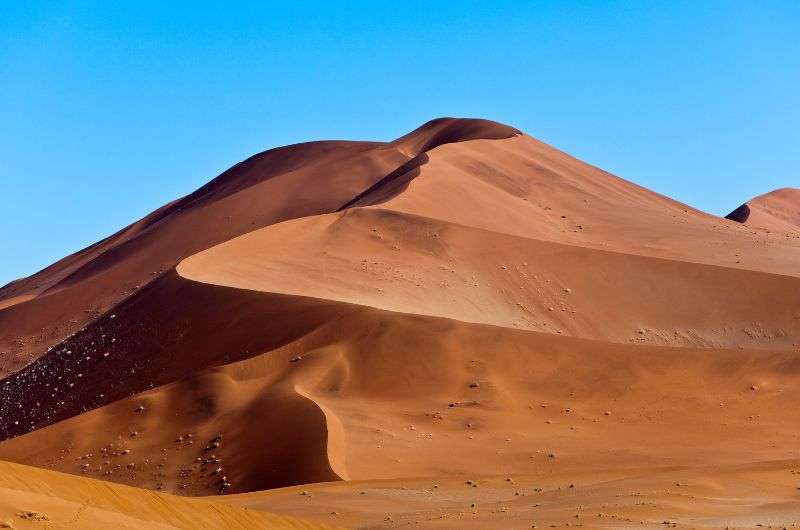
1 286 798 495
0 271 351 444
4 117 799 375
0 139 399 374
179 207 800 348
0 118 519 375
726 187 800 234
347 134 800 275
0 459 335 529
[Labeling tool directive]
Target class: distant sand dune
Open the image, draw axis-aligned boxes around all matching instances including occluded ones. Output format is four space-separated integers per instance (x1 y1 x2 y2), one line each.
727 187 800 233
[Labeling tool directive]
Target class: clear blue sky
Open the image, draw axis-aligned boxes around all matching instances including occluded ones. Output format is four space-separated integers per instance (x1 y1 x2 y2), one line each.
2 1 798 285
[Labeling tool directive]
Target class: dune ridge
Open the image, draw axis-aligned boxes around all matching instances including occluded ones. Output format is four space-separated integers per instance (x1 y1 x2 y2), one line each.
0 118 518 376
726 187 800 233
1 273 799 494
179 206 800 348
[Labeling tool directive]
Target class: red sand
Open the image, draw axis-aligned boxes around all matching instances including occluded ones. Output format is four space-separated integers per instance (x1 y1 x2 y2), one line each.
1 118 799 528
726 187 800 234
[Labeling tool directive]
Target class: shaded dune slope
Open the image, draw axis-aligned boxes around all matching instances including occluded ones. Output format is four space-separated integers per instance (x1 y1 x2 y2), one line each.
0 270 799 495
726 187 800 233
350 134 800 275
3 116 799 377
0 118 518 375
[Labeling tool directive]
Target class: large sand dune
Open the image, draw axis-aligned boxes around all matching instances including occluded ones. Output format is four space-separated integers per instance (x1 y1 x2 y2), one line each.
1 118 799 527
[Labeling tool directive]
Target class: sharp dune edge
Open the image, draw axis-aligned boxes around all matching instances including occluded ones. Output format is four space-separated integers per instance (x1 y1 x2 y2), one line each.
726 187 800 233
1 118 800 528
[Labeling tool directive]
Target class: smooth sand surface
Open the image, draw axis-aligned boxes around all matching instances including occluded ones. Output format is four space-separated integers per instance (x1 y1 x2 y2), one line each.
224 461 800 529
1 118 799 528
0 459 336 529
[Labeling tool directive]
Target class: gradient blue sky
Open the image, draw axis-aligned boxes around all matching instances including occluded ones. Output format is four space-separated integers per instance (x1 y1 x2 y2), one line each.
2 1 798 285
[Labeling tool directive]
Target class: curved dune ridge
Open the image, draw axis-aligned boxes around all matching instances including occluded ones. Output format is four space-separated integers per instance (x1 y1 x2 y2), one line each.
178 207 800 348
1 117 800 527
2 281 799 486
726 187 800 233
0 118 518 376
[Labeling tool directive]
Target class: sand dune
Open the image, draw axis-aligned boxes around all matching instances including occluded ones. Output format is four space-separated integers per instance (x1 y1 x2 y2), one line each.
2 284 798 492
727 187 800 234
179 207 800 348
1 117 799 527
0 118 517 375
0 459 334 529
